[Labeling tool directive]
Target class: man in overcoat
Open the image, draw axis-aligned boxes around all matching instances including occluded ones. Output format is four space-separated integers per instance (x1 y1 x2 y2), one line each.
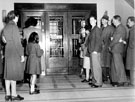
126 16 135 86
109 15 127 86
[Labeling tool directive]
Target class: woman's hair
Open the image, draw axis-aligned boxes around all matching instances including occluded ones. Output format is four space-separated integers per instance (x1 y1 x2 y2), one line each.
6 10 19 23
25 17 37 28
28 32 39 43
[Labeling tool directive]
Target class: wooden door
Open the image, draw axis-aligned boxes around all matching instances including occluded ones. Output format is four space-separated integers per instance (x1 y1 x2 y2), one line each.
45 12 68 74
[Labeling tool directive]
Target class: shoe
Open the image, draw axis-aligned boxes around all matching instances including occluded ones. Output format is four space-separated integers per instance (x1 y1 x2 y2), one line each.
35 89 40 93
88 82 93 85
91 84 102 88
11 95 24 101
81 79 89 83
117 83 124 87
30 90 40 95
111 82 118 87
5 95 11 101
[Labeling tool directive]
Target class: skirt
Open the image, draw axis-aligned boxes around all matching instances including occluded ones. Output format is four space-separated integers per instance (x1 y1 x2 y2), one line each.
83 56 90 69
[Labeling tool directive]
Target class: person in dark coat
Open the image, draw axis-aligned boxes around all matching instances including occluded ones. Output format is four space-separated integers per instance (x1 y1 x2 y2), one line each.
26 32 43 94
109 15 127 86
87 16 102 87
23 17 46 84
126 16 135 86
0 35 4 90
2 10 24 101
100 15 114 83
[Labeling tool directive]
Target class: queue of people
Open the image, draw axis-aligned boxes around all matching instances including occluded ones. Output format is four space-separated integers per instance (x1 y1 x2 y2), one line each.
79 14 135 88
0 10 134 101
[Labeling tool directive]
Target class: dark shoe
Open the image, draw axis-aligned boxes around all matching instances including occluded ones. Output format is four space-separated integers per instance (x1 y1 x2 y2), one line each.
5 95 11 101
88 81 93 85
117 83 124 87
91 84 102 88
111 82 118 87
11 95 24 101
81 79 89 83
35 89 40 93
30 90 40 95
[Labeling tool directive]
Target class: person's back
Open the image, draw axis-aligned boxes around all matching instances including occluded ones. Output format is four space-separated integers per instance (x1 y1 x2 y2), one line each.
25 32 43 94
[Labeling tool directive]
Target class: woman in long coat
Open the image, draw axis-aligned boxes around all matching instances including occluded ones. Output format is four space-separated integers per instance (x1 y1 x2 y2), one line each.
100 15 114 82
2 10 24 101
126 16 135 85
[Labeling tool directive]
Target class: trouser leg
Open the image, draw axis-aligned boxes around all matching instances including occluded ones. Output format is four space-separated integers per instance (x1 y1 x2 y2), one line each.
112 53 127 83
91 53 102 85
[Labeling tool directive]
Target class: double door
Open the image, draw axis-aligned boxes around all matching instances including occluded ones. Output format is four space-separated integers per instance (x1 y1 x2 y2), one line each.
21 11 89 75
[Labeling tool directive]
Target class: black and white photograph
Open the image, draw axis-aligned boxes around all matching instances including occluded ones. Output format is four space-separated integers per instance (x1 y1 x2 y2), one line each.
0 0 135 102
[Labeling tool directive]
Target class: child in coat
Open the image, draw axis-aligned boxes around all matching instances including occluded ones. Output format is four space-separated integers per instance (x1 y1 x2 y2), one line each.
26 32 43 94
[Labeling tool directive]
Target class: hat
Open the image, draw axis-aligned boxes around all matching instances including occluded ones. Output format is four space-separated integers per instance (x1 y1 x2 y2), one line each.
102 15 109 21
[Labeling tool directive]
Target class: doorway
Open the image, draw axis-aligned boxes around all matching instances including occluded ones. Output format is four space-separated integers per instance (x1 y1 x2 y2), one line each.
16 3 96 75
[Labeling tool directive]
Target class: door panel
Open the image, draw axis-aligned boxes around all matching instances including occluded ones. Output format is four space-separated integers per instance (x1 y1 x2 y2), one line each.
45 12 68 74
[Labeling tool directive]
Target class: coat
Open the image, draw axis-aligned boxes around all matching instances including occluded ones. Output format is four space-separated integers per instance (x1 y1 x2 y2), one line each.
23 26 45 72
109 24 127 54
100 25 114 67
2 21 24 81
87 26 102 54
25 43 43 75
0 40 3 75
126 25 135 70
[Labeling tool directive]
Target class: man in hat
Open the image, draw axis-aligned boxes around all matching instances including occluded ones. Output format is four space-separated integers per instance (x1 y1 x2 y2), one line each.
126 16 135 86
100 15 114 83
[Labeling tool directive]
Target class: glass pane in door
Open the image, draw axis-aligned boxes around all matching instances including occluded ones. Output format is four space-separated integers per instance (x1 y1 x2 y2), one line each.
72 17 85 57
49 16 64 57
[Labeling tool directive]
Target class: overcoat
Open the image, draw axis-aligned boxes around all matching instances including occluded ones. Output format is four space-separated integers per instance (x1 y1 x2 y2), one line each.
101 25 114 67
25 43 43 74
87 26 102 54
109 24 127 83
126 25 135 70
23 26 45 72
0 40 3 75
2 21 24 81
109 24 127 54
